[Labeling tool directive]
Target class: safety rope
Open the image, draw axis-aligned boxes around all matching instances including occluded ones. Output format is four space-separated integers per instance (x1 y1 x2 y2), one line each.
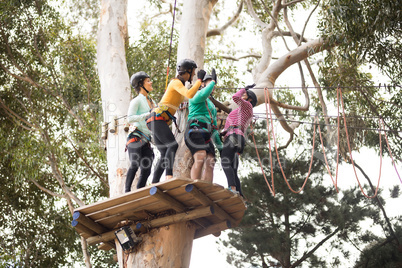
381 118 402 184
266 88 317 194
250 120 275 196
250 87 400 197
165 0 178 90
317 119 340 193
338 87 382 198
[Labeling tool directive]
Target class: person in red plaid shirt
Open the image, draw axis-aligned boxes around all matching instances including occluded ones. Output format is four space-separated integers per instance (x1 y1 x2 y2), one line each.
220 85 257 197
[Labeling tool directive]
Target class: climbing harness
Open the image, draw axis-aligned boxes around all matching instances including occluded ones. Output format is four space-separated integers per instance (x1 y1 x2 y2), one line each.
186 119 212 143
125 127 152 151
146 108 181 133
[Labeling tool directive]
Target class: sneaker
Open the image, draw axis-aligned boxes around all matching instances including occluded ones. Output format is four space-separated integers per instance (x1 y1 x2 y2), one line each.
227 187 240 195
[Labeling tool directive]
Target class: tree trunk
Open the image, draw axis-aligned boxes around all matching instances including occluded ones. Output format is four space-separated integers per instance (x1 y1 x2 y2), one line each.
122 222 196 267
173 0 217 178
97 0 130 198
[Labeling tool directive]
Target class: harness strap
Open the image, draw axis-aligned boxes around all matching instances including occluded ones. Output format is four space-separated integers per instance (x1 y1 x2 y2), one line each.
228 125 240 130
188 119 211 132
164 110 181 133
125 136 141 151
146 115 166 124
134 128 151 141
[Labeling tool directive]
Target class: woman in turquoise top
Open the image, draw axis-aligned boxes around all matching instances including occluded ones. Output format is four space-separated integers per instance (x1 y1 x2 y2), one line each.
125 71 156 192
185 69 222 182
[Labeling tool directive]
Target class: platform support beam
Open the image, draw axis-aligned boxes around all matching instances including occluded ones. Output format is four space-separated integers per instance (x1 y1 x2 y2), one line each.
194 220 231 239
185 184 237 225
86 205 214 245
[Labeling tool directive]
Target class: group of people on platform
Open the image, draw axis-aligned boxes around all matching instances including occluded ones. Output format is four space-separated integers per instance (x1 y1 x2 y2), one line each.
125 59 257 198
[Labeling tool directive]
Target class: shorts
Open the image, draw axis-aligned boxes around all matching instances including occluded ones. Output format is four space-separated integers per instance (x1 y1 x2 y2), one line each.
185 127 215 156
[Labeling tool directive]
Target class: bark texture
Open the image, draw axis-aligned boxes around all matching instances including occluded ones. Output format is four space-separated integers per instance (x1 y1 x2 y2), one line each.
125 222 196 268
97 0 130 197
173 0 217 178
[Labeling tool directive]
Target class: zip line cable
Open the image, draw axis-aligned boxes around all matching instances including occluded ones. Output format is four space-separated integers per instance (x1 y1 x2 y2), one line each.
250 114 402 133
214 84 401 90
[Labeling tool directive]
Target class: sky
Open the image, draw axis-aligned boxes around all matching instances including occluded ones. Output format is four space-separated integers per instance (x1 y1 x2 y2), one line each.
124 1 402 267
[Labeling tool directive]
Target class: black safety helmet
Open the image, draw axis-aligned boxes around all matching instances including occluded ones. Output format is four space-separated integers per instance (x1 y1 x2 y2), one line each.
202 73 213 82
247 90 258 107
130 71 150 92
177 59 197 75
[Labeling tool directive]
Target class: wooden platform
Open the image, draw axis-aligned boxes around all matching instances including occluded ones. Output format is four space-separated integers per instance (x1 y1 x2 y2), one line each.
71 178 247 250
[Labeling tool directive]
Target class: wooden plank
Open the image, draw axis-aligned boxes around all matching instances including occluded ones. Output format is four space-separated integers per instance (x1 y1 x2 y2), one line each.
72 178 247 244
141 205 214 230
203 189 234 202
95 210 151 228
155 178 193 191
75 179 191 215
149 186 186 212
87 195 158 222
72 220 96 238
185 184 237 224
87 206 215 245
72 214 116 249
149 186 212 230
194 221 231 239
98 242 115 251
93 185 216 229
73 212 108 234
228 210 246 226
76 188 151 215
215 196 246 212
93 198 178 228
160 185 200 207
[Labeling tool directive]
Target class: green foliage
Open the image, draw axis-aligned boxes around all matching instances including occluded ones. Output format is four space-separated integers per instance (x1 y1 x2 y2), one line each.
221 122 389 267
354 224 402 268
126 21 178 102
0 0 113 266
317 0 402 160
319 0 401 84
0 171 78 267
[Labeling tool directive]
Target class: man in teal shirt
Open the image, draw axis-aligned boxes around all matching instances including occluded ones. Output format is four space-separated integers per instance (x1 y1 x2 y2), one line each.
185 68 222 182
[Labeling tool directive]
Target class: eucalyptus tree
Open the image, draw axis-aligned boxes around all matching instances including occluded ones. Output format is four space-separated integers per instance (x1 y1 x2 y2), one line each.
318 0 402 160
0 0 112 266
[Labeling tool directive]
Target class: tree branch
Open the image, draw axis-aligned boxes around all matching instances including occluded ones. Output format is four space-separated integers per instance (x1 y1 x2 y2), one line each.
250 0 280 82
283 1 330 131
30 179 65 198
291 227 340 267
0 97 36 130
150 1 173 20
41 129 85 207
252 38 330 148
297 0 320 46
207 0 243 37
283 0 306 7
259 0 291 51
67 138 109 188
354 161 400 247
245 0 269 28
220 53 263 61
